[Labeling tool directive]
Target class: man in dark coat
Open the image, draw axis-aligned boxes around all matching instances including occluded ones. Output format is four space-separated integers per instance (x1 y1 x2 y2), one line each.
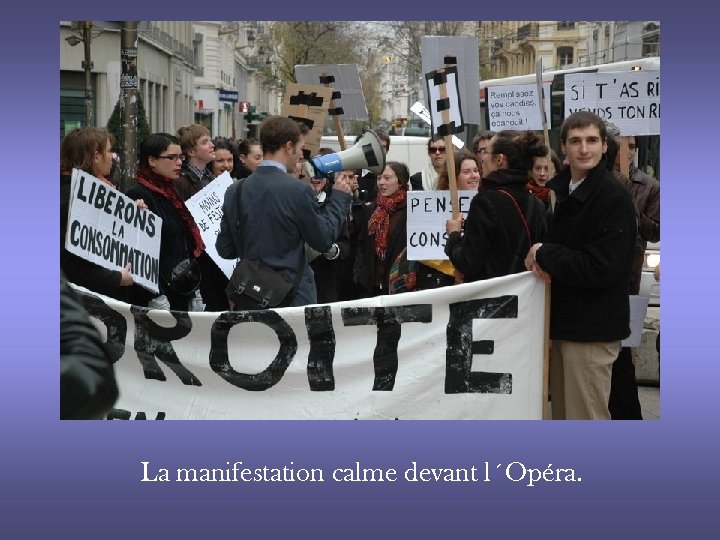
216 116 353 307
525 111 636 420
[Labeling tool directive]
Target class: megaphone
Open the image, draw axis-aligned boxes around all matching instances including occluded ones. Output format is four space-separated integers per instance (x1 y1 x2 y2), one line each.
304 129 386 180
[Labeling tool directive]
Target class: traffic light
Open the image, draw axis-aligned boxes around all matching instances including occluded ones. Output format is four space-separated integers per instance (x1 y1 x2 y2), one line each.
244 105 257 124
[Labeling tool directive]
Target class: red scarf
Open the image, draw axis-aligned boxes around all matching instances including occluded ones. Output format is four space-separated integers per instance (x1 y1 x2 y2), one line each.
368 188 407 261
527 181 551 205
135 168 205 257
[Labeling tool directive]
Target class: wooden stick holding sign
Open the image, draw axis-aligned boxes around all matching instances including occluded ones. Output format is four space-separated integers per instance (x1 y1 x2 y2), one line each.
535 58 551 152
425 58 465 219
319 73 346 151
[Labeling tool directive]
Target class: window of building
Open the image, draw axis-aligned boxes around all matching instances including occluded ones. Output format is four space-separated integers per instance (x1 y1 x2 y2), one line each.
557 46 573 67
60 89 86 141
642 23 660 57
557 21 575 30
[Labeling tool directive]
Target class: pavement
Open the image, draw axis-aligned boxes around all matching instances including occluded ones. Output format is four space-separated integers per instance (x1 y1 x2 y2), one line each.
638 384 660 420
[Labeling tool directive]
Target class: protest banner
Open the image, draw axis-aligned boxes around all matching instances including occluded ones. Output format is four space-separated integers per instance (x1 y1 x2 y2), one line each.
486 82 551 131
406 190 477 260
65 168 162 293
184 171 234 278
564 70 660 135
74 272 547 420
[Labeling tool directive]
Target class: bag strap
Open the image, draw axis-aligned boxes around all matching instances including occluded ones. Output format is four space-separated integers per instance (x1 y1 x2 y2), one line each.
235 177 305 303
496 189 534 274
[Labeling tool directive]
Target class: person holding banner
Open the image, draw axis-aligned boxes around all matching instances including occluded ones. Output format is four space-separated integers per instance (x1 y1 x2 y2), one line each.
524 111 636 420
416 150 481 289
60 127 141 299
354 162 415 296
444 131 547 282
125 133 206 312
172 126 229 312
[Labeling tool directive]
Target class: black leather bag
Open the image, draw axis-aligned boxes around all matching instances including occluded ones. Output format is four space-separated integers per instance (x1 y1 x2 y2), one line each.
226 258 294 309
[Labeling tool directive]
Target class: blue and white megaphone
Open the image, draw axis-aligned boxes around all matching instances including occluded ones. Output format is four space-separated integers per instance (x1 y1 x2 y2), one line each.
303 129 386 180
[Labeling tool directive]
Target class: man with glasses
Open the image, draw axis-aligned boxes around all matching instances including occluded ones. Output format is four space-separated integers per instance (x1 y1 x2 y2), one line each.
471 130 496 179
410 137 446 191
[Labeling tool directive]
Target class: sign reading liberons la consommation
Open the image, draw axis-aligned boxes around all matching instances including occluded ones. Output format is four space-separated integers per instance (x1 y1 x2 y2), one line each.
74 273 546 420
407 191 477 260
185 172 234 279
564 70 660 135
65 169 162 293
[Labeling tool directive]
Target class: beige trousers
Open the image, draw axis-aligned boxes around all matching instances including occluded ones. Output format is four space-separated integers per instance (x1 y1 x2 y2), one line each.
550 340 620 420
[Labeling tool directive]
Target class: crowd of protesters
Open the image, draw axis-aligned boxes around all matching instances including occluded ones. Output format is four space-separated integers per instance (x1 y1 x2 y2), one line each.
60 110 659 420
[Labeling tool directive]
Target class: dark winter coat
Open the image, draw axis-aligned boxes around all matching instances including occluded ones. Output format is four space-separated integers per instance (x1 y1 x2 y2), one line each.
216 166 352 307
536 160 636 342
445 169 547 281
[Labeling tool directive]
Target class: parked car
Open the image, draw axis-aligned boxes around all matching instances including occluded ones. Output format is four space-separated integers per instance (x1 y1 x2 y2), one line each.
403 119 430 137
639 241 660 306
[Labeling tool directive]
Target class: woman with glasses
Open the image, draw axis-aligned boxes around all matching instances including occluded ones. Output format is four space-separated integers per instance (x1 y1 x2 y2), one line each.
125 133 206 311
354 162 415 297
445 130 548 281
409 138 446 191
61 127 145 300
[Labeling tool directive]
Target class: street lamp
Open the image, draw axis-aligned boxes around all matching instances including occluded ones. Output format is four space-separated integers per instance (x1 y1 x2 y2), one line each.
65 21 98 127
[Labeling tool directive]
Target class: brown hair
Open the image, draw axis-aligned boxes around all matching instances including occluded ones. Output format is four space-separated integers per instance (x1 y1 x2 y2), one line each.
259 116 302 154
176 124 210 154
437 151 478 190
60 127 113 175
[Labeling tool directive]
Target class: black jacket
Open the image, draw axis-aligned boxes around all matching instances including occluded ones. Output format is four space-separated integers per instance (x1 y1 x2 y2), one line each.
125 182 200 311
445 169 547 281
537 160 636 342
60 276 119 419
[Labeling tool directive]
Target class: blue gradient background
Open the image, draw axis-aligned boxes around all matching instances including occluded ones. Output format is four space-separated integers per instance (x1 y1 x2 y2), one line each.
2 3 715 538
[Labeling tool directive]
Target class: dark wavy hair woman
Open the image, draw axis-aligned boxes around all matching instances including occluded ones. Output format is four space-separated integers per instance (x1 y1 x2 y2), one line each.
445 130 548 281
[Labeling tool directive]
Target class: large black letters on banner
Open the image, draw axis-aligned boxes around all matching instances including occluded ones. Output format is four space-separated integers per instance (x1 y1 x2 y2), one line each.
305 306 336 391
78 291 127 364
342 305 432 391
445 296 517 394
210 310 297 391
130 306 200 386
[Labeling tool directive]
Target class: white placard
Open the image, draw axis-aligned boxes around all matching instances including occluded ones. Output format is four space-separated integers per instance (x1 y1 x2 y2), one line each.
564 70 660 135
185 172 235 278
425 67 464 137
407 190 477 260
74 272 546 420
621 295 650 348
409 101 464 149
487 82 551 131
65 168 162 293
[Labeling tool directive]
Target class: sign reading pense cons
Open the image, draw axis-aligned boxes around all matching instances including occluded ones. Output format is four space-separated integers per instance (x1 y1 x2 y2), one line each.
564 70 660 135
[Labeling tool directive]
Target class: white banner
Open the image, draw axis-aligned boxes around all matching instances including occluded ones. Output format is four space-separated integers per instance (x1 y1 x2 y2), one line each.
185 172 235 278
65 168 162 293
407 190 477 260
564 70 660 135
487 82 551 131
74 273 547 420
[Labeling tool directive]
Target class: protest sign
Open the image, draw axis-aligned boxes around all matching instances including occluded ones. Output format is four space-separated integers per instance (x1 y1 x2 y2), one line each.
487 82 551 131
564 70 660 135
184 172 234 278
294 64 368 120
74 272 546 420
281 83 334 157
407 191 476 260
65 168 161 293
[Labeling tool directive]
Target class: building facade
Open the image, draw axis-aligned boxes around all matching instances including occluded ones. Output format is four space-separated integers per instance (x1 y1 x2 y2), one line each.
60 21 196 141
